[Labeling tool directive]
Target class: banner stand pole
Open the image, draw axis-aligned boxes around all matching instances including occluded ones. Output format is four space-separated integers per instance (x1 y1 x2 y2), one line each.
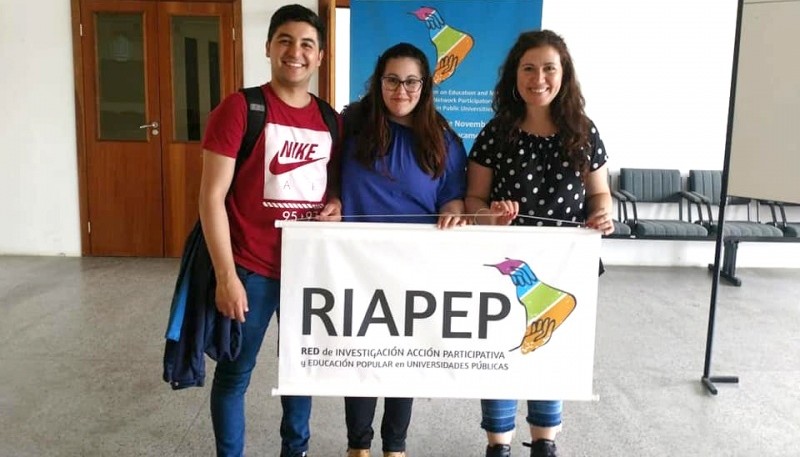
701 0 744 395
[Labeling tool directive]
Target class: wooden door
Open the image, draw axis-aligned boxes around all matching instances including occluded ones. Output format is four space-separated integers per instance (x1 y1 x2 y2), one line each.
158 1 235 257
81 0 163 256
79 0 235 256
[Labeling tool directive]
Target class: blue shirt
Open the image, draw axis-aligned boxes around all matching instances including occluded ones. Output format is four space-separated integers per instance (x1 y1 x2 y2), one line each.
341 121 467 224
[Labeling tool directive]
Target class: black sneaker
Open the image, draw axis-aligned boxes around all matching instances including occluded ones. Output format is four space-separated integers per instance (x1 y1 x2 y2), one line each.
523 439 558 457
486 443 512 457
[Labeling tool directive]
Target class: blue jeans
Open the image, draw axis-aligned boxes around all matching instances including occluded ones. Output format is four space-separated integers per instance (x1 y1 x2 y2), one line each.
345 397 413 452
210 268 312 457
480 400 563 433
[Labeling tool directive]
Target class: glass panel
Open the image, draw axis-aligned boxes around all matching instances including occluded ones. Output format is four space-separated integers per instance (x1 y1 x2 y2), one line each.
172 16 221 142
96 13 146 141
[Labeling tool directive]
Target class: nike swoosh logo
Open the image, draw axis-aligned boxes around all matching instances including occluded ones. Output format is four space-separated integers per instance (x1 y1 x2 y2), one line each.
268 154 325 175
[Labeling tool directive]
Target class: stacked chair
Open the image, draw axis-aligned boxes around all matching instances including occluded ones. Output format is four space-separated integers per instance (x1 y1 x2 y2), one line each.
687 170 784 238
686 170 784 286
763 201 800 238
607 175 632 238
617 168 708 239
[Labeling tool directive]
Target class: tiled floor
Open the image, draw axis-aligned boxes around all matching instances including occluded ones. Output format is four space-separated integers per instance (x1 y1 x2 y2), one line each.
1 257 798 456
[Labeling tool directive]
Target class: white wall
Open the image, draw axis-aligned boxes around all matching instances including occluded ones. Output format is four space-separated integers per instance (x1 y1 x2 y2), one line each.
0 0 797 267
544 0 736 171
0 0 81 255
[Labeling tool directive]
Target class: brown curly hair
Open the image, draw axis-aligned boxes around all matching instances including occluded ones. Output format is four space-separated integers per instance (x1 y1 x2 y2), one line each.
493 30 591 173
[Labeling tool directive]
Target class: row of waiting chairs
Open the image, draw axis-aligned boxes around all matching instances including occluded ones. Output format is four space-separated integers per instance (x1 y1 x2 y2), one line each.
608 168 798 240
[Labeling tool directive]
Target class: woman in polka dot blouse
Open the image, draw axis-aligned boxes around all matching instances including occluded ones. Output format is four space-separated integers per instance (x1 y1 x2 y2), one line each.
465 30 613 457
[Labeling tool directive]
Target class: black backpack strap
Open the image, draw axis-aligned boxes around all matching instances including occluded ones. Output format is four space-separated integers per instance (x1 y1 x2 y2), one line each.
312 95 340 147
235 87 268 175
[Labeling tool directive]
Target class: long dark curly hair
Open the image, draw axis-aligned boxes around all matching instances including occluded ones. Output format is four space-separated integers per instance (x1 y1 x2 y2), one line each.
350 42 453 178
493 30 591 173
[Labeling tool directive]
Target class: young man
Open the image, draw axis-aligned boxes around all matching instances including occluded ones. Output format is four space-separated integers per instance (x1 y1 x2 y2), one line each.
198 4 340 457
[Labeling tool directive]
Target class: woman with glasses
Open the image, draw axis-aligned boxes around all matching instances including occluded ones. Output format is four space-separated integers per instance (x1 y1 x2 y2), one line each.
339 42 467 457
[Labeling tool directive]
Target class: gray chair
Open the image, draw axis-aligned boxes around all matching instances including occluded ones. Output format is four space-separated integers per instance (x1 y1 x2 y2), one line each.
763 201 800 238
611 219 632 237
618 168 708 238
607 175 632 238
688 170 786 286
687 170 784 238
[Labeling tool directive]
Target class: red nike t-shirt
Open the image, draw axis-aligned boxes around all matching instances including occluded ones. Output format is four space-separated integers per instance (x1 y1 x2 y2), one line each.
202 84 338 279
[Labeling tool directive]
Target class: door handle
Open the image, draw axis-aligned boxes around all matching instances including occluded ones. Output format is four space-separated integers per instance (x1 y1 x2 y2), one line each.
139 121 160 136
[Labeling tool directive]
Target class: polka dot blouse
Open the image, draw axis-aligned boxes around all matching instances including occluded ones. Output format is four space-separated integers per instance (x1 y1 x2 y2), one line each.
468 119 608 227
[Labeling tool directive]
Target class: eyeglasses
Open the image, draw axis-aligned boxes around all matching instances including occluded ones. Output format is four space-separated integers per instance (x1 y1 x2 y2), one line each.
381 76 424 93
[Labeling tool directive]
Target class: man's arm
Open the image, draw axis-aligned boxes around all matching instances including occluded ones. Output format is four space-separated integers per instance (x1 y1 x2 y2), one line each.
198 150 248 322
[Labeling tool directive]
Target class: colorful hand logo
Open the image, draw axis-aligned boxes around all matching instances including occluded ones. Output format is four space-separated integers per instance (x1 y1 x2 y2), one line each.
488 259 577 354
411 6 474 85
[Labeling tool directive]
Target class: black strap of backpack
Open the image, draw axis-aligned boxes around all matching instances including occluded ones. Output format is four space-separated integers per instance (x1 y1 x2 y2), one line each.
234 87 268 178
313 95 339 147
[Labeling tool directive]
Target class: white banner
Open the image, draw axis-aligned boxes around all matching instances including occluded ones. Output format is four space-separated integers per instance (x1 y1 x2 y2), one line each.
275 222 600 400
